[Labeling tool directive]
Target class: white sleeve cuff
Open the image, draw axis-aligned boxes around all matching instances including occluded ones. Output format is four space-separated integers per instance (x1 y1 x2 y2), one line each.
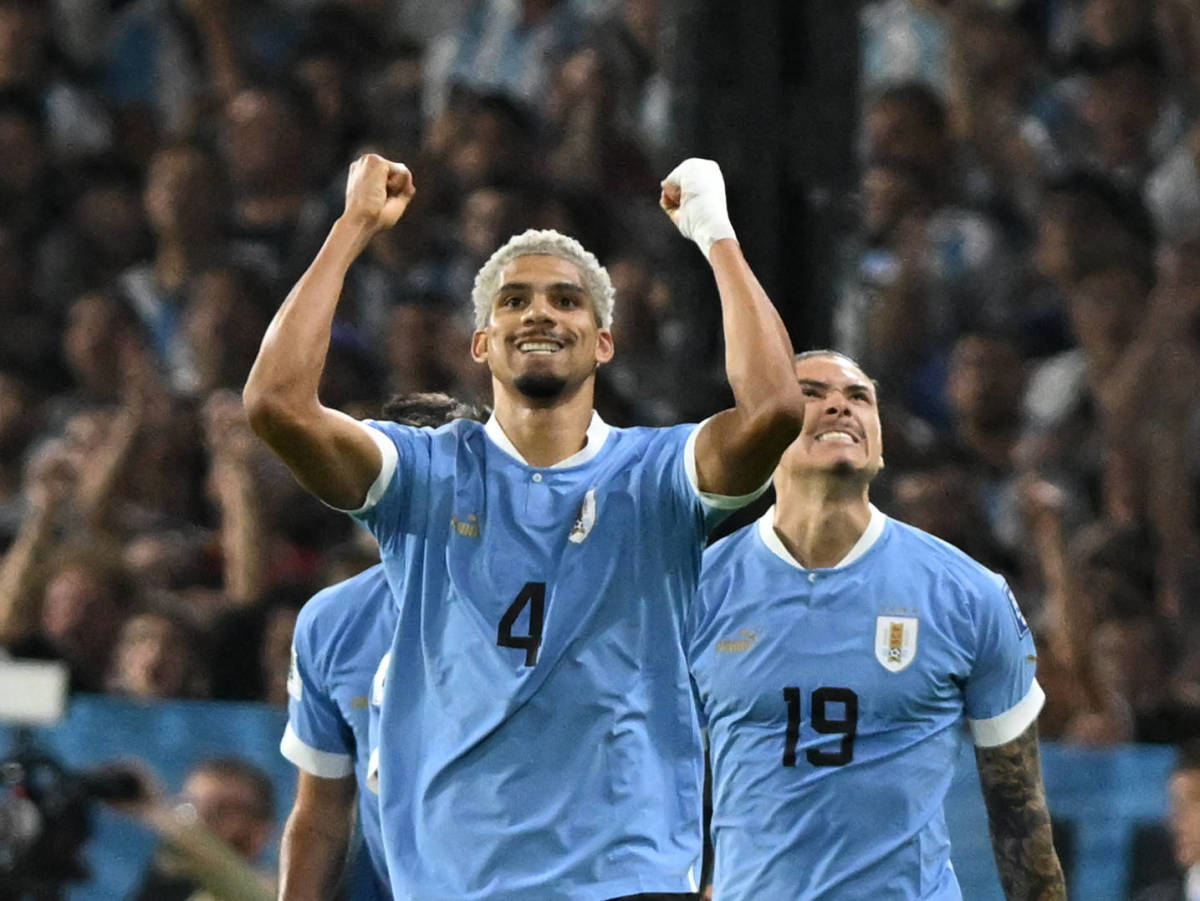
280 722 355 778
969 680 1045 748
683 417 772 511
332 423 398 515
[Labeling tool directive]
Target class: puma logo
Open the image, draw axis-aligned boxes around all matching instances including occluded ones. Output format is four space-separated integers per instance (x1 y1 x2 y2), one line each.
452 514 479 537
716 629 759 653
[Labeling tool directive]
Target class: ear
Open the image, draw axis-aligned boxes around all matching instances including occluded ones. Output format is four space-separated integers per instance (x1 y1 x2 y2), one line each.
471 329 489 364
595 329 614 366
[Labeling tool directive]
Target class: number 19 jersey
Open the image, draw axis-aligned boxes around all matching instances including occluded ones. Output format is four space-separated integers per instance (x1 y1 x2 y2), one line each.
353 413 754 900
687 505 1043 900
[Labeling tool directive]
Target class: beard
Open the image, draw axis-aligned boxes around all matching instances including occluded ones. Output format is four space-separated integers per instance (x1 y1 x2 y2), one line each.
514 372 568 400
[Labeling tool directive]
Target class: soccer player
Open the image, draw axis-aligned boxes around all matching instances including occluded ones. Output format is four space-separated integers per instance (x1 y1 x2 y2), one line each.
243 154 806 899
278 393 484 901
687 350 1066 900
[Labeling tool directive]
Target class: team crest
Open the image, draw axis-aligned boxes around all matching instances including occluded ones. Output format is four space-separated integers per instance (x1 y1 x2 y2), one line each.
874 615 919 672
568 489 597 543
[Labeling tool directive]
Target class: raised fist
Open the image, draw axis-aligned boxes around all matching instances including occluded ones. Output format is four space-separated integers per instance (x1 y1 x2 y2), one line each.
660 158 737 259
344 154 416 235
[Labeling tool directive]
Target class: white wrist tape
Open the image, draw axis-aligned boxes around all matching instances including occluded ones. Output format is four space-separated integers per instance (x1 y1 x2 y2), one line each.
664 158 737 260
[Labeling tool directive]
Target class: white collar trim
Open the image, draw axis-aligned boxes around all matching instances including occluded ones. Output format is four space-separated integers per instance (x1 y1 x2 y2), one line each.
484 411 610 468
757 503 887 571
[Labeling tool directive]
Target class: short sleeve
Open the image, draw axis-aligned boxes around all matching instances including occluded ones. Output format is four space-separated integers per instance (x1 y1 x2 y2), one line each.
347 420 435 544
964 578 1044 748
680 421 771 533
280 616 355 778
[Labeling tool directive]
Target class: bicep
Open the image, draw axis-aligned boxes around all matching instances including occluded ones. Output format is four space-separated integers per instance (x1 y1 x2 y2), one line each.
692 407 798 498
257 405 386 511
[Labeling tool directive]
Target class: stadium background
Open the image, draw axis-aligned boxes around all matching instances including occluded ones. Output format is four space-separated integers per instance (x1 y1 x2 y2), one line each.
1 0 1198 898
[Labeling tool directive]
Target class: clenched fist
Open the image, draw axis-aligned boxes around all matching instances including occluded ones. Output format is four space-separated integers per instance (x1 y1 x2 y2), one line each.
343 154 416 235
660 158 737 260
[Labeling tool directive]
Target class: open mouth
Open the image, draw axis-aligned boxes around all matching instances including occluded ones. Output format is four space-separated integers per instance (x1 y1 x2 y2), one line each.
814 430 858 445
516 339 564 355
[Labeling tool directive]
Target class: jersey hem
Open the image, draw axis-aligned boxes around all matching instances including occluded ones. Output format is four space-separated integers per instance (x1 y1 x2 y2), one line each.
391 874 697 901
280 722 355 777
969 679 1045 747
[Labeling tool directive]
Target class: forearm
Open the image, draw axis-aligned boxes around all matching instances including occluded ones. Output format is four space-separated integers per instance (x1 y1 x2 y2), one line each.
77 406 142 534
708 240 802 421
974 725 1066 900
193 4 243 106
215 465 268 605
0 505 57 645
142 805 275 901
244 217 373 430
278 805 353 901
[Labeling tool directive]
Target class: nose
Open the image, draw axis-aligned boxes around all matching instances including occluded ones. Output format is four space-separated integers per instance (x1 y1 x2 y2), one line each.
823 391 851 416
521 294 555 324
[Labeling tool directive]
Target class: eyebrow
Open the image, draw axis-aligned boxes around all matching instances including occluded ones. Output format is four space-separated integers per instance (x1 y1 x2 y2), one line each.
797 378 875 395
496 281 587 295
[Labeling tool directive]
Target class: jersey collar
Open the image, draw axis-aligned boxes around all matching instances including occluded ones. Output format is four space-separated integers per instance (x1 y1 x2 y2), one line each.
756 503 887 571
484 411 610 468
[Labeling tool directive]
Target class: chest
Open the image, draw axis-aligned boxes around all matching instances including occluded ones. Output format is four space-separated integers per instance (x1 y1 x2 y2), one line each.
694 572 973 730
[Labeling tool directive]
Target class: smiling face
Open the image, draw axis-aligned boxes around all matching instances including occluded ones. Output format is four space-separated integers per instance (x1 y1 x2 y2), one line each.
471 254 614 402
778 354 884 482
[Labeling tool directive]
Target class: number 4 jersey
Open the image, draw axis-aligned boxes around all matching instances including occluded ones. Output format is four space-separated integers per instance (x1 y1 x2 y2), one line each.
351 413 759 901
687 505 1043 901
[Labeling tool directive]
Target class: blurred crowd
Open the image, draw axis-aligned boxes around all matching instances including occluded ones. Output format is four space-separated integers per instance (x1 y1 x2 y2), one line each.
2 0 1200 788
856 0 1200 746
0 0 703 719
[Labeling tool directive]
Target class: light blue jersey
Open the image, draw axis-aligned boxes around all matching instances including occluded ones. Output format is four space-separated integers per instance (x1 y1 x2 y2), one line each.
282 565 396 901
688 506 1043 901
351 413 755 901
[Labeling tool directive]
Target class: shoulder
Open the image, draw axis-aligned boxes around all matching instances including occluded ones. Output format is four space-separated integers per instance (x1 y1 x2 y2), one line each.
366 416 484 447
698 521 763 593
603 422 696 456
883 517 1006 597
295 565 390 639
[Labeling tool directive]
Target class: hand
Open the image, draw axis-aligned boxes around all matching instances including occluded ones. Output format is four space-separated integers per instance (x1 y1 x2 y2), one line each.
660 158 737 259
343 154 415 236
23 439 78 513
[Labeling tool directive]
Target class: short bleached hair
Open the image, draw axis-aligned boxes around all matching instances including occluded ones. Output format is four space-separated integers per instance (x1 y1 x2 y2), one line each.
470 229 615 330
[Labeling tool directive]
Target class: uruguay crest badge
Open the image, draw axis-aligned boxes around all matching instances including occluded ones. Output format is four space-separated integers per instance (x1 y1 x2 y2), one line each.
874 615 919 672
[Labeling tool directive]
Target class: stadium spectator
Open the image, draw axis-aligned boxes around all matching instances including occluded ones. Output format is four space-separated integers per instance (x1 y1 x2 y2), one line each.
1133 742 1200 901
129 756 277 901
106 604 206 701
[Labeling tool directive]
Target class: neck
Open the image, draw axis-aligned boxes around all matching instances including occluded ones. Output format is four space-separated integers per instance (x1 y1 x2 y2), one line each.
771 472 872 568
490 378 594 467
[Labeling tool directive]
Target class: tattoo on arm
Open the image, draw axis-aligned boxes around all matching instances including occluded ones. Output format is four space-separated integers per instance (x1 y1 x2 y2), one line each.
974 721 1067 900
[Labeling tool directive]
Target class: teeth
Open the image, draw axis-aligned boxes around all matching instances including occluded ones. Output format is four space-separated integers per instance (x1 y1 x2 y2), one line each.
518 341 560 353
816 431 855 443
